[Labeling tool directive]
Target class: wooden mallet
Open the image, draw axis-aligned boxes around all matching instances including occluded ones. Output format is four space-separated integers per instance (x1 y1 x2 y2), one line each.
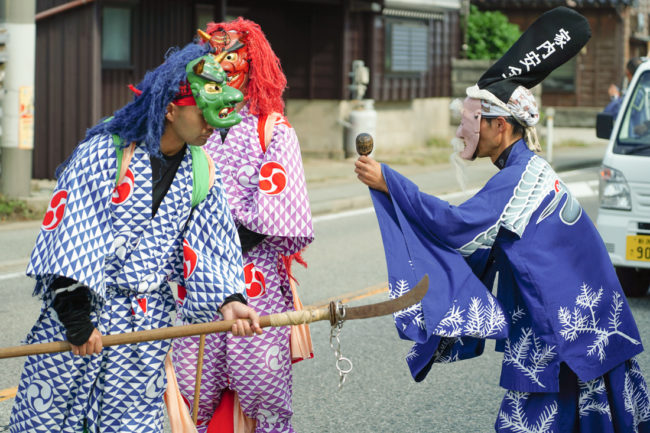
355 133 374 156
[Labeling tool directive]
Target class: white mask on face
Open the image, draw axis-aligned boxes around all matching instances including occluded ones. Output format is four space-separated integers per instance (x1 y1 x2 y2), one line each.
454 97 482 160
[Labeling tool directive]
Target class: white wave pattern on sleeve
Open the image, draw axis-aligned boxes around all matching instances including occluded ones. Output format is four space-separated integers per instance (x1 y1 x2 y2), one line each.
457 156 555 257
578 377 611 420
503 326 557 388
623 358 650 430
497 390 558 433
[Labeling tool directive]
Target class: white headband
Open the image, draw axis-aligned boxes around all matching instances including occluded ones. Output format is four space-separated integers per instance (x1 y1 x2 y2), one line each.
467 85 542 153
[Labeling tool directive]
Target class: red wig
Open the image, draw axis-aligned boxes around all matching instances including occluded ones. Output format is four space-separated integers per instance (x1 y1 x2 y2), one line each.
205 17 287 117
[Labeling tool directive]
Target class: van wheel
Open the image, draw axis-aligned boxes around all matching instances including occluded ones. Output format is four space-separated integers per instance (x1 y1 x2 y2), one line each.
616 267 650 297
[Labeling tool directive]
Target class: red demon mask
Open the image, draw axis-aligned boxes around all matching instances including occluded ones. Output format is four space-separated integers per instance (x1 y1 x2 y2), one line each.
200 18 287 117
206 30 250 92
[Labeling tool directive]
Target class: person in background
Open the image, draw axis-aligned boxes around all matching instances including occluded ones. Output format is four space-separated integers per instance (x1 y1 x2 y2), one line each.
173 19 314 433
603 56 645 118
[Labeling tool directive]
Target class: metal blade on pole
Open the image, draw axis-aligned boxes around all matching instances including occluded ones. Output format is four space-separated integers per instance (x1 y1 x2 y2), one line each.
342 274 428 320
0 275 429 360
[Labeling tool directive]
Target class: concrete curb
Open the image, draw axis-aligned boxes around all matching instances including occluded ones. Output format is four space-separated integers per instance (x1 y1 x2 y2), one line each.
4 141 608 223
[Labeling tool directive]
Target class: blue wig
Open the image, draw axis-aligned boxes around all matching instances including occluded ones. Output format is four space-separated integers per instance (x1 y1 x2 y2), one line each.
56 42 210 178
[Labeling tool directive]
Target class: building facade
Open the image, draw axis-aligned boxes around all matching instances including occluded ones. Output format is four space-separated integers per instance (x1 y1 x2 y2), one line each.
33 0 461 178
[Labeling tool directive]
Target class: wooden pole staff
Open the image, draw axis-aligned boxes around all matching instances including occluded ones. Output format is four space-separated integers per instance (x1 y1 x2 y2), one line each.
0 307 331 360
0 274 429 360
192 334 206 424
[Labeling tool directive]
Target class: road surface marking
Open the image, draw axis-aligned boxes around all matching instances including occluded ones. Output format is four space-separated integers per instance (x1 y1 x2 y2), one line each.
0 386 17 402
0 272 27 281
309 282 388 309
313 207 374 223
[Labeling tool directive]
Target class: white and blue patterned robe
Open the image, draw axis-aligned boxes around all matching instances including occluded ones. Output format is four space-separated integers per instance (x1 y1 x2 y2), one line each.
371 139 643 389
10 133 245 433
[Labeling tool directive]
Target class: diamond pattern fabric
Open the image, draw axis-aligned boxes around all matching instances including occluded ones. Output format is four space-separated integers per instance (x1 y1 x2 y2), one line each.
12 135 245 432
174 106 313 432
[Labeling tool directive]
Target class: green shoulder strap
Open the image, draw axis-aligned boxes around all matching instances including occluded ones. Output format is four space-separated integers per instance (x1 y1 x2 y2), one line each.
107 112 210 207
103 116 124 185
189 145 211 208
113 141 209 208
113 134 123 185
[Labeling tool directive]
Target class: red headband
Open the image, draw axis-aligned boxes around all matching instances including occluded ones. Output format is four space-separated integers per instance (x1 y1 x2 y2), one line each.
127 81 197 106
172 82 197 106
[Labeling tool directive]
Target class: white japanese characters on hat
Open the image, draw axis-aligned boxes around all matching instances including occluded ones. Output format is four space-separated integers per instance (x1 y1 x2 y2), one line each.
454 7 591 160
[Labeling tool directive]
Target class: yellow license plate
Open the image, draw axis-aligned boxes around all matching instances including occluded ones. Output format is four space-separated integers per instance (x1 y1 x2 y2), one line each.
626 235 650 262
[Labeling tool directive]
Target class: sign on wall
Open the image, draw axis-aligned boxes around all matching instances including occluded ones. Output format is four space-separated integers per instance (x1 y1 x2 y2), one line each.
18 85 33 150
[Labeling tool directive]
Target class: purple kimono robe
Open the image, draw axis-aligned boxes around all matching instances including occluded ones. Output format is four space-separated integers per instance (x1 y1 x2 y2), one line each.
173 106 313 432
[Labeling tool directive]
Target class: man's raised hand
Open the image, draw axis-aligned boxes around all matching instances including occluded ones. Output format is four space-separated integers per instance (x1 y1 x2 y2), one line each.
355 156 389 194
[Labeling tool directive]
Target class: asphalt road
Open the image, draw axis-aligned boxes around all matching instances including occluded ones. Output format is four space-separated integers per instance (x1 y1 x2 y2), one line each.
1 166 650 432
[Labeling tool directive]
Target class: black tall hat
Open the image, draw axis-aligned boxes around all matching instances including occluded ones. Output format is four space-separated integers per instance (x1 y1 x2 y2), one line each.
466 6 591 151
469 6 591 104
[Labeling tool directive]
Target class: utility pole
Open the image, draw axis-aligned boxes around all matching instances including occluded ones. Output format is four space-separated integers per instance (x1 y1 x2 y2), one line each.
0 0 35 198
461 0 470 58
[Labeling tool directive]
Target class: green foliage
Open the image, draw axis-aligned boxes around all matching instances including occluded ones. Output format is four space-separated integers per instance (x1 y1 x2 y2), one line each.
0 194 37 221
466 5 522 60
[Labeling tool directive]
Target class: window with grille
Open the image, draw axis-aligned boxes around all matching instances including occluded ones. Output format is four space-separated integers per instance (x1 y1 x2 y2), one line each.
385 19 428 74
102 6 133 68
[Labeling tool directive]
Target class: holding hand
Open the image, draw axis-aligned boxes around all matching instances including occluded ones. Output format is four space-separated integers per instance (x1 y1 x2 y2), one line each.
70 328 103 356
221 301 263 336
608 83 621 100
355 156 389 194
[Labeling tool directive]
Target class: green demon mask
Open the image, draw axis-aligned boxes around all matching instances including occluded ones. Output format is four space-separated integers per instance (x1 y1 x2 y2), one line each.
186 53 243 128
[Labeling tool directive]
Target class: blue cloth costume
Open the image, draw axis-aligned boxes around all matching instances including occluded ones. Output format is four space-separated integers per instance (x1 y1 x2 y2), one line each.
371 139 650 431
603 95 623 118
10 44 246 433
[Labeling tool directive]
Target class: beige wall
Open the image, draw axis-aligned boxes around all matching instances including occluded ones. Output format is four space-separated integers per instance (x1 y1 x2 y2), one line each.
286 97 453 159
285 100 347 159
373 98 453 153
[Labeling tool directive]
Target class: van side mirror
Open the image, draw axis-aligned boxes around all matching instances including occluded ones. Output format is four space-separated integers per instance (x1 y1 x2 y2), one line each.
596 112 614 139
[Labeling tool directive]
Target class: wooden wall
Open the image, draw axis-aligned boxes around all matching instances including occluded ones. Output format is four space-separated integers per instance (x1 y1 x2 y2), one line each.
34 0 205 178
34 1 99 178
32 0 459 178
229 0 345 100
101 0 197 116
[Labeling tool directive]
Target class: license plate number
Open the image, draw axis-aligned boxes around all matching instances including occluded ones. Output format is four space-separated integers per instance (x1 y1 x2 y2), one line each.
625 235 650 262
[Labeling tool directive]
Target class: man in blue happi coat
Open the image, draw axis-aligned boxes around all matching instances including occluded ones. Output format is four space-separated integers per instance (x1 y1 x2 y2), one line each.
10 43 263 432
356 7 650 432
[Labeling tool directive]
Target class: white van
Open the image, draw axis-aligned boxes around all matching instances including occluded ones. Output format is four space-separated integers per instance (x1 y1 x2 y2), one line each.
596 61 650 296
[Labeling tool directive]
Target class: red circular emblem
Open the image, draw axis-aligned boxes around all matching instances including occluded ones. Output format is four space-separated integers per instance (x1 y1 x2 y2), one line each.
259 162 287 196
274 115 292 129
177 285 187 301
112 169 135 204
183 239 198 279
554 179 560 193
42 190 68 231
243 263 266 298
